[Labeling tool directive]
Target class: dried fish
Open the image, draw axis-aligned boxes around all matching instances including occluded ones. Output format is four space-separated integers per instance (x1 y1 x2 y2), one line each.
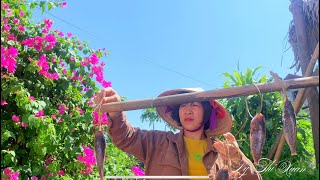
282 97 297 155
94 130 106 180
250 113 266 165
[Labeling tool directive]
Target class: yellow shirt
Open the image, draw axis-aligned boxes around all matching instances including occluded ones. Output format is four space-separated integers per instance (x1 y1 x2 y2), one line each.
184 137 208 178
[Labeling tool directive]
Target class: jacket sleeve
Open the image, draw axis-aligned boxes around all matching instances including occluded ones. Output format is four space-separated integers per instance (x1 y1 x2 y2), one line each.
106 112 165 163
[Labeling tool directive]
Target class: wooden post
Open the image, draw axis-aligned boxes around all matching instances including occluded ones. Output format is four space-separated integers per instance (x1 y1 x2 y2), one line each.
289 0 319 166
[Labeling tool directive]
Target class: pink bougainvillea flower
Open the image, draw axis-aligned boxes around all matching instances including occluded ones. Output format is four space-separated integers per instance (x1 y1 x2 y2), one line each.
78 146 96 174
18 25 25 32
58 105 69 115
12 115 20 122
2 3 9 9
28 96 35 101
90 53 99 65
92 112 108 126
21 122 29 128
35 110 44 117
132 166 145 176
57 170 64 175
58 31 64 37
61 1 67 8
4 168 12 175
79 109 84 115
102 80 112 88
43 34 57 50
19 9 24 17
4 24 11 31
3 168 20 180
1 46 19 73
6 9 13 17
62 69 67 73
78 45 83 50
31 176 38 180
7 33 17 41
67 32 72 37
56 119 64 123
51 114 57 119
1 100 8 106
70 56 75 62
13 18 19 24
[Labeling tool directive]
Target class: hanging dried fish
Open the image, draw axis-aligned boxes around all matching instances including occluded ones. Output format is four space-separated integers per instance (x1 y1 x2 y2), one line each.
94 130 106 180
282 97 297 155
216 165 229 180
250 113 266 165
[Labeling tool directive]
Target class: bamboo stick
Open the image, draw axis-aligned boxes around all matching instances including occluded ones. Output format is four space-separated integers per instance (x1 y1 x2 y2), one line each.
96 76 319 113
273 43 319 163
267 131 283 159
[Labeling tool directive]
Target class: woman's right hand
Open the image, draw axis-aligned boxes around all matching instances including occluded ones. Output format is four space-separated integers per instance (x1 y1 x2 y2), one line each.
93 87 121 118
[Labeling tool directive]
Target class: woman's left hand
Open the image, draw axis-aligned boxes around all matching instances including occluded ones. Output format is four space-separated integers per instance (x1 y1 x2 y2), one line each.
212 132 242 163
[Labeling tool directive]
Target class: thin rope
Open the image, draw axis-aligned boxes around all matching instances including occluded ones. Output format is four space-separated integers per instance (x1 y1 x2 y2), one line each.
244 96 254 119
253 84 263 114
93 91 106 131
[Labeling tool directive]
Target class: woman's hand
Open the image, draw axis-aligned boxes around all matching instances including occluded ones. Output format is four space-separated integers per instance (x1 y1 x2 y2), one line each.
93 87 121 118
213 132 242 164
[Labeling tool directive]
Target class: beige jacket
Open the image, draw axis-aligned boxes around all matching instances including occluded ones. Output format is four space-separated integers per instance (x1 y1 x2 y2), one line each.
107 112 262 179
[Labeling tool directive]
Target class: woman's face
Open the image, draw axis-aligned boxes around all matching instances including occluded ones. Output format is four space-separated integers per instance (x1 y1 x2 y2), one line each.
178 102 205 132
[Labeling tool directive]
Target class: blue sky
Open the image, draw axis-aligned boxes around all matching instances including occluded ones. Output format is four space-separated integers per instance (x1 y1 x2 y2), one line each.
32 0 295 131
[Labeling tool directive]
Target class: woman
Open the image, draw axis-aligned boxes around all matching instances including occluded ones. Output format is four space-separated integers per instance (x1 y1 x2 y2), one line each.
94 87 262 179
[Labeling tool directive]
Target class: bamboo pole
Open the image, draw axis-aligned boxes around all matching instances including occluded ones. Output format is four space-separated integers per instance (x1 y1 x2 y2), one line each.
97 76 319 113
273 43 319 163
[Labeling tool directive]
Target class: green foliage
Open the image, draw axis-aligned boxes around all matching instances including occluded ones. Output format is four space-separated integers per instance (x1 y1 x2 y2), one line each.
1 0 138 178
221 67 318 179
105 142 138 176
141 108 176 131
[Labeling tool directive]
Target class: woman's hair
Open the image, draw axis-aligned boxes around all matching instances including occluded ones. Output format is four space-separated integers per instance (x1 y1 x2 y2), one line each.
170 92 213 130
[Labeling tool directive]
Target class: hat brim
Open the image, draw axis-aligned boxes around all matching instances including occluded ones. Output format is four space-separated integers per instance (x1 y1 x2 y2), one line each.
156 88 232 136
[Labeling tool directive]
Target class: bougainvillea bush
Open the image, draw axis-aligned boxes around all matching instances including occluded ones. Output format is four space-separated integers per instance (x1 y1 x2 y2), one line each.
1 1 139 179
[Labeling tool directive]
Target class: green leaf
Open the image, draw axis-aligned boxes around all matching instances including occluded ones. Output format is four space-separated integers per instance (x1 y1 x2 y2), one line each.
38 101 46 109
252 66 263 77
233 70 242 85
222 72 237 84
30 2 37 9
28 115 39 128
40 1 46 14
48 2 55 11
20 4 28 12
245 68 253 85
61 81 70 90
85 89 95 99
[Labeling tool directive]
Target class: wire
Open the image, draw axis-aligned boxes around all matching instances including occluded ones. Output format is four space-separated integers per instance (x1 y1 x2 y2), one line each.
144 59 212 86
36 8 98 38
38 8 213 87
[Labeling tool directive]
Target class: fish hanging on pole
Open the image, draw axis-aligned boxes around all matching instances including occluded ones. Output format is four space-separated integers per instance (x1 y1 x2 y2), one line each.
94 130 106 180
94 98 107 180
244 84 266 165
250 113 266 165
270 71 297 156
282 97 297 155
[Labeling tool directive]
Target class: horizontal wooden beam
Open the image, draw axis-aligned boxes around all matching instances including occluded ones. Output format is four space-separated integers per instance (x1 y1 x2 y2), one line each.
97 76 319 112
